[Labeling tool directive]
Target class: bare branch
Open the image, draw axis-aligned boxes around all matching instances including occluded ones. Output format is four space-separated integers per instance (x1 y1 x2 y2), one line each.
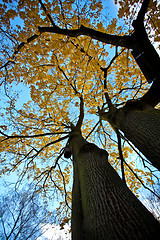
100 47 125 111
1 218 7 239
31 135 69 159
0 130 70 142
115 128 126 185
86 120 100 140
57 163 71 209
38 25 133 49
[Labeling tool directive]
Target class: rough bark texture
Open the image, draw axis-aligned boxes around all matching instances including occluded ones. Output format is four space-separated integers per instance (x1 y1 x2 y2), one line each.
101 106 160 171
69 131 160 240
71 157 83 240
119 107 160 170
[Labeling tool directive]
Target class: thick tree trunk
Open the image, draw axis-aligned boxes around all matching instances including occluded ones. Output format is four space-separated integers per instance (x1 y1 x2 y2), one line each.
69 131 160 240
118 107 160 171
101 106 160 171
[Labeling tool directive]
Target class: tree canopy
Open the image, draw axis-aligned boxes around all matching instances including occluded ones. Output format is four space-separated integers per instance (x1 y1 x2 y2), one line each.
0 0 160 227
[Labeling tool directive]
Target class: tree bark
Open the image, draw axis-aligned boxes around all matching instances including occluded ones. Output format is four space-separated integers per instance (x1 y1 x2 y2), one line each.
100 106 160 171
69 131 160 240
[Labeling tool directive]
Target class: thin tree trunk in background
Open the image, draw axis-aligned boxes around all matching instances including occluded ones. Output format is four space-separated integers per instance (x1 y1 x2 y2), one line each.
69 131 160 240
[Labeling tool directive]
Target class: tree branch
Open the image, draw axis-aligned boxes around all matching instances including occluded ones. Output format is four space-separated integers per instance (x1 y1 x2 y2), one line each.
101 47 125 110
134 0 150 24
0 22 134 71
0 33 41 70
38 0 56 27
101 47 125 80
57 163 71 209
115 128 126 185
75 96 84 131
86 120 100 140
0 130 70 142
38 25 134 48
29 135 69 160
140 79 160 107
36 149 64 184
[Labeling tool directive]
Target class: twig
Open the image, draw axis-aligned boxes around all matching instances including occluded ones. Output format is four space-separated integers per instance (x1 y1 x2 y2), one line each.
36 150 64 183
0 27 18 44
86 120 100 139
31 135 69 160
115 128 126 185
57 163 71 209
101 47 125 110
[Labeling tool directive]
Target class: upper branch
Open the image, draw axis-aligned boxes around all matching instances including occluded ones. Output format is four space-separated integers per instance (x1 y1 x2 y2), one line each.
101 47 125 110
75 96 84 131
115 128 126 185
132 0 150 33
0 130 69 142
135 0 150 24
1 24 134 70
29 135 69 160
38 0 56 27
0 33 40 70
38 25 134 49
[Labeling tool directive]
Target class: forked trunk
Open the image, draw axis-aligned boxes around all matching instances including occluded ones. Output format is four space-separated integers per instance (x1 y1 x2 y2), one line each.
69 131 160 240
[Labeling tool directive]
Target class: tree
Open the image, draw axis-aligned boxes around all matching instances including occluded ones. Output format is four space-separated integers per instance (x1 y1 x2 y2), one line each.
0 185 52 240
0 0 160 239
70 130 160 239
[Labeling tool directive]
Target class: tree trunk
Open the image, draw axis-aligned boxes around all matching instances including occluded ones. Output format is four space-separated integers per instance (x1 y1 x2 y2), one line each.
101 106 160 171
69 131 160 240
119 107 160 171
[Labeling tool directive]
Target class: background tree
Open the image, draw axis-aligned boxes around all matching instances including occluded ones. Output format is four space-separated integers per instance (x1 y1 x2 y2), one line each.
0 0 160 238
0 184 53 240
